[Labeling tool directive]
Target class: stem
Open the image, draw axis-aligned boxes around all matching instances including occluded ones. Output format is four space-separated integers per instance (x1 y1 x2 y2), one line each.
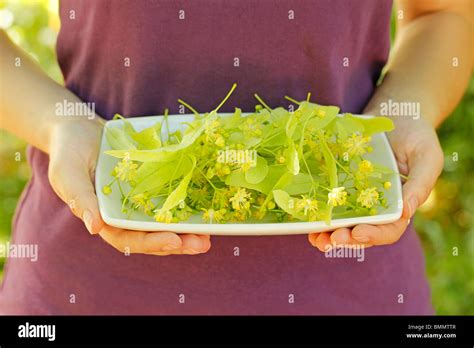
284 96 300 105
400 173 409 180
177 99 200 117
163 108 170 140
253 94 272 111
214 83 237 113
195 166 220 191
335 159 352 176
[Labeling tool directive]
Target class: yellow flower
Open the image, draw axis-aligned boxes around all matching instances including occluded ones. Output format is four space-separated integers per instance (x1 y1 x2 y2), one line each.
215 163 231 177
383 181 392 189
358 160 373 174
114 157 138 182
296 195 319 216
356 160 374 181
202 208 226 223
229 188 251 211
357 187 380 208
344 133 371 157
214 134 225 147
327 187 347 207
154 209 173 223
236 162 253 173
131 193 154 215
102 185 112 195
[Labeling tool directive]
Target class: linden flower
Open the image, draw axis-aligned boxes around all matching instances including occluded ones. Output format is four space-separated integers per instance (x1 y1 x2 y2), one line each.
327 187 347 207
344 133 371 157
131 193 154 215
205 119 220 135
154 209 173 223
114 157 138 182
358 160 373 174
188 186 210 207
357 187 380 208
215 163 231 177
229 188 252 211
214 134 225 147
202 208 227 223
296 195 319 216
234 161 253 173
204 119 222 144
102 185 112 195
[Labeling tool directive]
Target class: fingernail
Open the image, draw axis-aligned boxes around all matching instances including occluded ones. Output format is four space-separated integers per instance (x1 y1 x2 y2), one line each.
408 197 418 217
83 210 94 234
162 244 180 251
353 233 370 243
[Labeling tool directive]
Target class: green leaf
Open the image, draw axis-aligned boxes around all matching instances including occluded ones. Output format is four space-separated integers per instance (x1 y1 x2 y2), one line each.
105 148 180 162
131 123 162 149
133 157 193 195
330 114 364 140
357 116 395 135
283 173 318 195
245 155 268 184
105 127 137 150
272 190 306 221
105 114 217 162
284 144 299 175
160 156 196 211
226 165 287 194
113 114 137 137
302 102 339 130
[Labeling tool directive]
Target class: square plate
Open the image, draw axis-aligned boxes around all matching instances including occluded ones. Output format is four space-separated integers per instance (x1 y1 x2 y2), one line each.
95 114 403 235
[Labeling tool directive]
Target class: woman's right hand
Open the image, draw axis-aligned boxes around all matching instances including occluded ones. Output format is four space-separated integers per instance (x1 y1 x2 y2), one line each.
47 116 211 256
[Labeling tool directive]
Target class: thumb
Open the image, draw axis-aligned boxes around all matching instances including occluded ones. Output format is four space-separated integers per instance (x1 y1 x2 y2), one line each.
402 144 444 219
48 158 104 234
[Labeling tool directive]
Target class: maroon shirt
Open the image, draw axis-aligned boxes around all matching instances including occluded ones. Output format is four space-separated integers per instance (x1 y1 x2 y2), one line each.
0 0 433 314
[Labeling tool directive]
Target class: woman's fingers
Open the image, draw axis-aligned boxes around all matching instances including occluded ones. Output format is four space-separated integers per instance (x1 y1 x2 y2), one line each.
308 232 331 252
48 155 104 235
99 226 211 256
99 226 181 253
351 217 410 246
309 229 372 252
402 140 444 218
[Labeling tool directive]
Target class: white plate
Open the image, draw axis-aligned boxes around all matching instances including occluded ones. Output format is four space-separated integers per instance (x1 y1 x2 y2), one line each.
95 114 403 236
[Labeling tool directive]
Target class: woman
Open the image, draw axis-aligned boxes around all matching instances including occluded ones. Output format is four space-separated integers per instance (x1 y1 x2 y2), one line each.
0 0 471 314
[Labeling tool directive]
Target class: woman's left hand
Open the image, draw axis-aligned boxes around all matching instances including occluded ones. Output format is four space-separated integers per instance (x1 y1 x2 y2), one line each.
308 115 444 252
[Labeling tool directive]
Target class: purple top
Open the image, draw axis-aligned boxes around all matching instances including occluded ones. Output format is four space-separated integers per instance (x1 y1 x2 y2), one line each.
0 0 433 314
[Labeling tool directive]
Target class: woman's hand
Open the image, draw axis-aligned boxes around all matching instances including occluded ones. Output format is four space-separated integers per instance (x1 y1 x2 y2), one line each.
47 117 211 256
308 116 444 252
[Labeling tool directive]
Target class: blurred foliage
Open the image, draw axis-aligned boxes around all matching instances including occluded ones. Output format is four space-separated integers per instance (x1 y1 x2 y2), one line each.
0 0 472 314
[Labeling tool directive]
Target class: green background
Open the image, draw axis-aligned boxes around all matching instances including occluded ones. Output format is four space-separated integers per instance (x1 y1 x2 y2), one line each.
0 0 473 314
